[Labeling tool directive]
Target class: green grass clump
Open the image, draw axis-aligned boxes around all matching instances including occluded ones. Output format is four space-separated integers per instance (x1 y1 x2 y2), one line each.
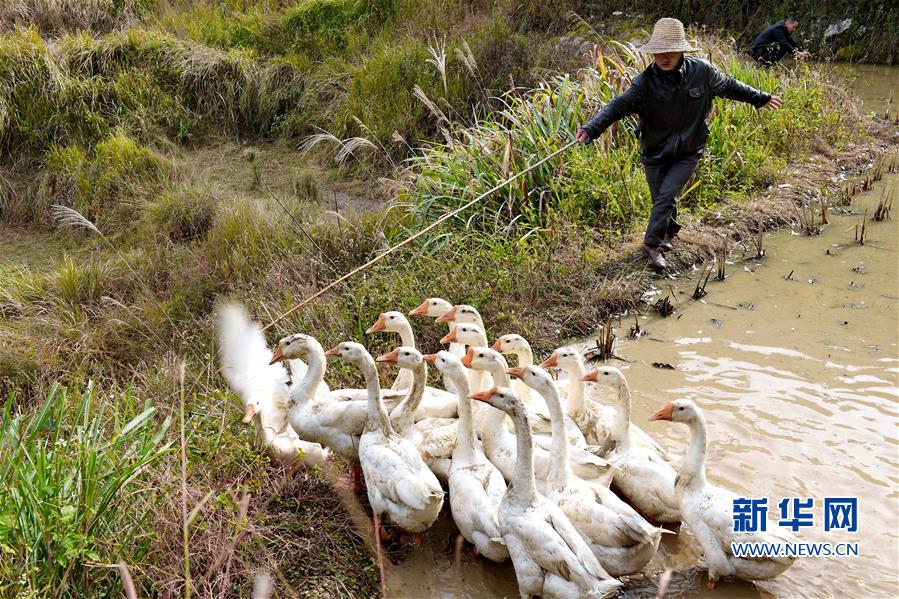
0 26 306 167
401 38 853 242
143 185 216 243
0 384 171 597
45 132 172 231
282 0 394 58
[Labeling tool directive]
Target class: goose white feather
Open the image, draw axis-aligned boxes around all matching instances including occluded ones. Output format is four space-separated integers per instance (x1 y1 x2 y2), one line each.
328 342 444 533
427 350 508 562
471 386 621 599
465 348 612 485
377 346 456 481
650 399 796 586
217 303 329 467
586 366 680 523
515 365 662 577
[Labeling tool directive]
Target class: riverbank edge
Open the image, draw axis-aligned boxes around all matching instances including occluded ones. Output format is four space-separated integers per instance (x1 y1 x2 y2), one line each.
579 117 897 326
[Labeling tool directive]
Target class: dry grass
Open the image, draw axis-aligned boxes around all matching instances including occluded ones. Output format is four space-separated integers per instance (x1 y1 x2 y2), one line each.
0 0 148 35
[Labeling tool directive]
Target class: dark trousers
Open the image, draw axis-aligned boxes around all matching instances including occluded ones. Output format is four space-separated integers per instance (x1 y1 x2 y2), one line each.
751 43 789 66
643 151 701 247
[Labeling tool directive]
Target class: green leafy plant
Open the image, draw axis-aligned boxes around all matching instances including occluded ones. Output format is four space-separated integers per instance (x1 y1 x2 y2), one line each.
0 383 172 597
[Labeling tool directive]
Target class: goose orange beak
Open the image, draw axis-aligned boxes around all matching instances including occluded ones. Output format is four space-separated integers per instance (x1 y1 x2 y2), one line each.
580 370 599 382
436 305 457 323
365 313 387 334
440 326 458 344
242 403 256 424
539 351 559 368
649 402 675 421
269 346 285 365
506 367 526 379
469 386 498 403
324 346 340 357
376 347 401 363
422 353 438 364
461 346 475 368
409 300 429 316
489 339 503 352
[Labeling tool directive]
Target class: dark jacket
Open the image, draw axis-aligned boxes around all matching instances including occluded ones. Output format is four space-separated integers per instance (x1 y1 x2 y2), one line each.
750 21 799 64
580 57 771 165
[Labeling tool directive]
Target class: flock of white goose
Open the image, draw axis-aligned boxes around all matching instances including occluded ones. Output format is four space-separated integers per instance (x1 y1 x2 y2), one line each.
218 298 797 598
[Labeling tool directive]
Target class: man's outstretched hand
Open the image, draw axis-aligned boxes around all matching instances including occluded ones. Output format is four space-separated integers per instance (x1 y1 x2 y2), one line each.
575 129 591 143
762 95 783 110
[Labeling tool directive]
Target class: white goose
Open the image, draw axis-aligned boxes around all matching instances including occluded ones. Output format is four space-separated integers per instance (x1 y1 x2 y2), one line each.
584 366 680 523
512 365 662 577
543 348 668 457
470 387 622 599
437 303 485 328
409 297 465 358
491 333 541 410
376 346 456 481
442 323 491 394
425 350 509 562
365 311 416 391
217 304 329 467
650 400 797 587
327 342 444 537
463 347 611 484
270 334 390 461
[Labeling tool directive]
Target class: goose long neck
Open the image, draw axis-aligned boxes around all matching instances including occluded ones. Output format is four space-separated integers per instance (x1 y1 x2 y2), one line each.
390 324 417 391
393 361 426 430
479 366 510 435
566 360 587 414
610 378 632 443
294 345 326 404
535 382 571 488
398 323 415 348
360 357 392 434
513 349 533 402
681 413 709 488
508 408 538 506
447 367 476 458
516 347 533 367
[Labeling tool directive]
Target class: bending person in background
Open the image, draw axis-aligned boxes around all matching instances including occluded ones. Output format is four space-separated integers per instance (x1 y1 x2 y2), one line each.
576 17 782 270
749 15 811 66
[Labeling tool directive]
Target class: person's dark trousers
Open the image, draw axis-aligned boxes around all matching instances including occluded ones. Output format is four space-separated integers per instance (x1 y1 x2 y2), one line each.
643 151 702 247
751 44 786 67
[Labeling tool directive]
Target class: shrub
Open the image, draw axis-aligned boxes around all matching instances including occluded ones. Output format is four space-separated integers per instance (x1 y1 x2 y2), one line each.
282 0 395 58
343 37 437 144
143 185 216 243
401 38 852 243
45 132 172 231
0 0 153 36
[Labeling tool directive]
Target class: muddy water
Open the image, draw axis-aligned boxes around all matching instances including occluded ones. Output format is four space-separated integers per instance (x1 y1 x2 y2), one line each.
591 165 899 598
827 63 898 115
380 68 898 598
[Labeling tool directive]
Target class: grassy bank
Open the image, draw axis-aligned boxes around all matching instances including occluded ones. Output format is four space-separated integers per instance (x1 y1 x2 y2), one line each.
0 1 890 596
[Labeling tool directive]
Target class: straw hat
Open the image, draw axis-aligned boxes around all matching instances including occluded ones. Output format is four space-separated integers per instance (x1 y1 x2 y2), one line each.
637 18 698 54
